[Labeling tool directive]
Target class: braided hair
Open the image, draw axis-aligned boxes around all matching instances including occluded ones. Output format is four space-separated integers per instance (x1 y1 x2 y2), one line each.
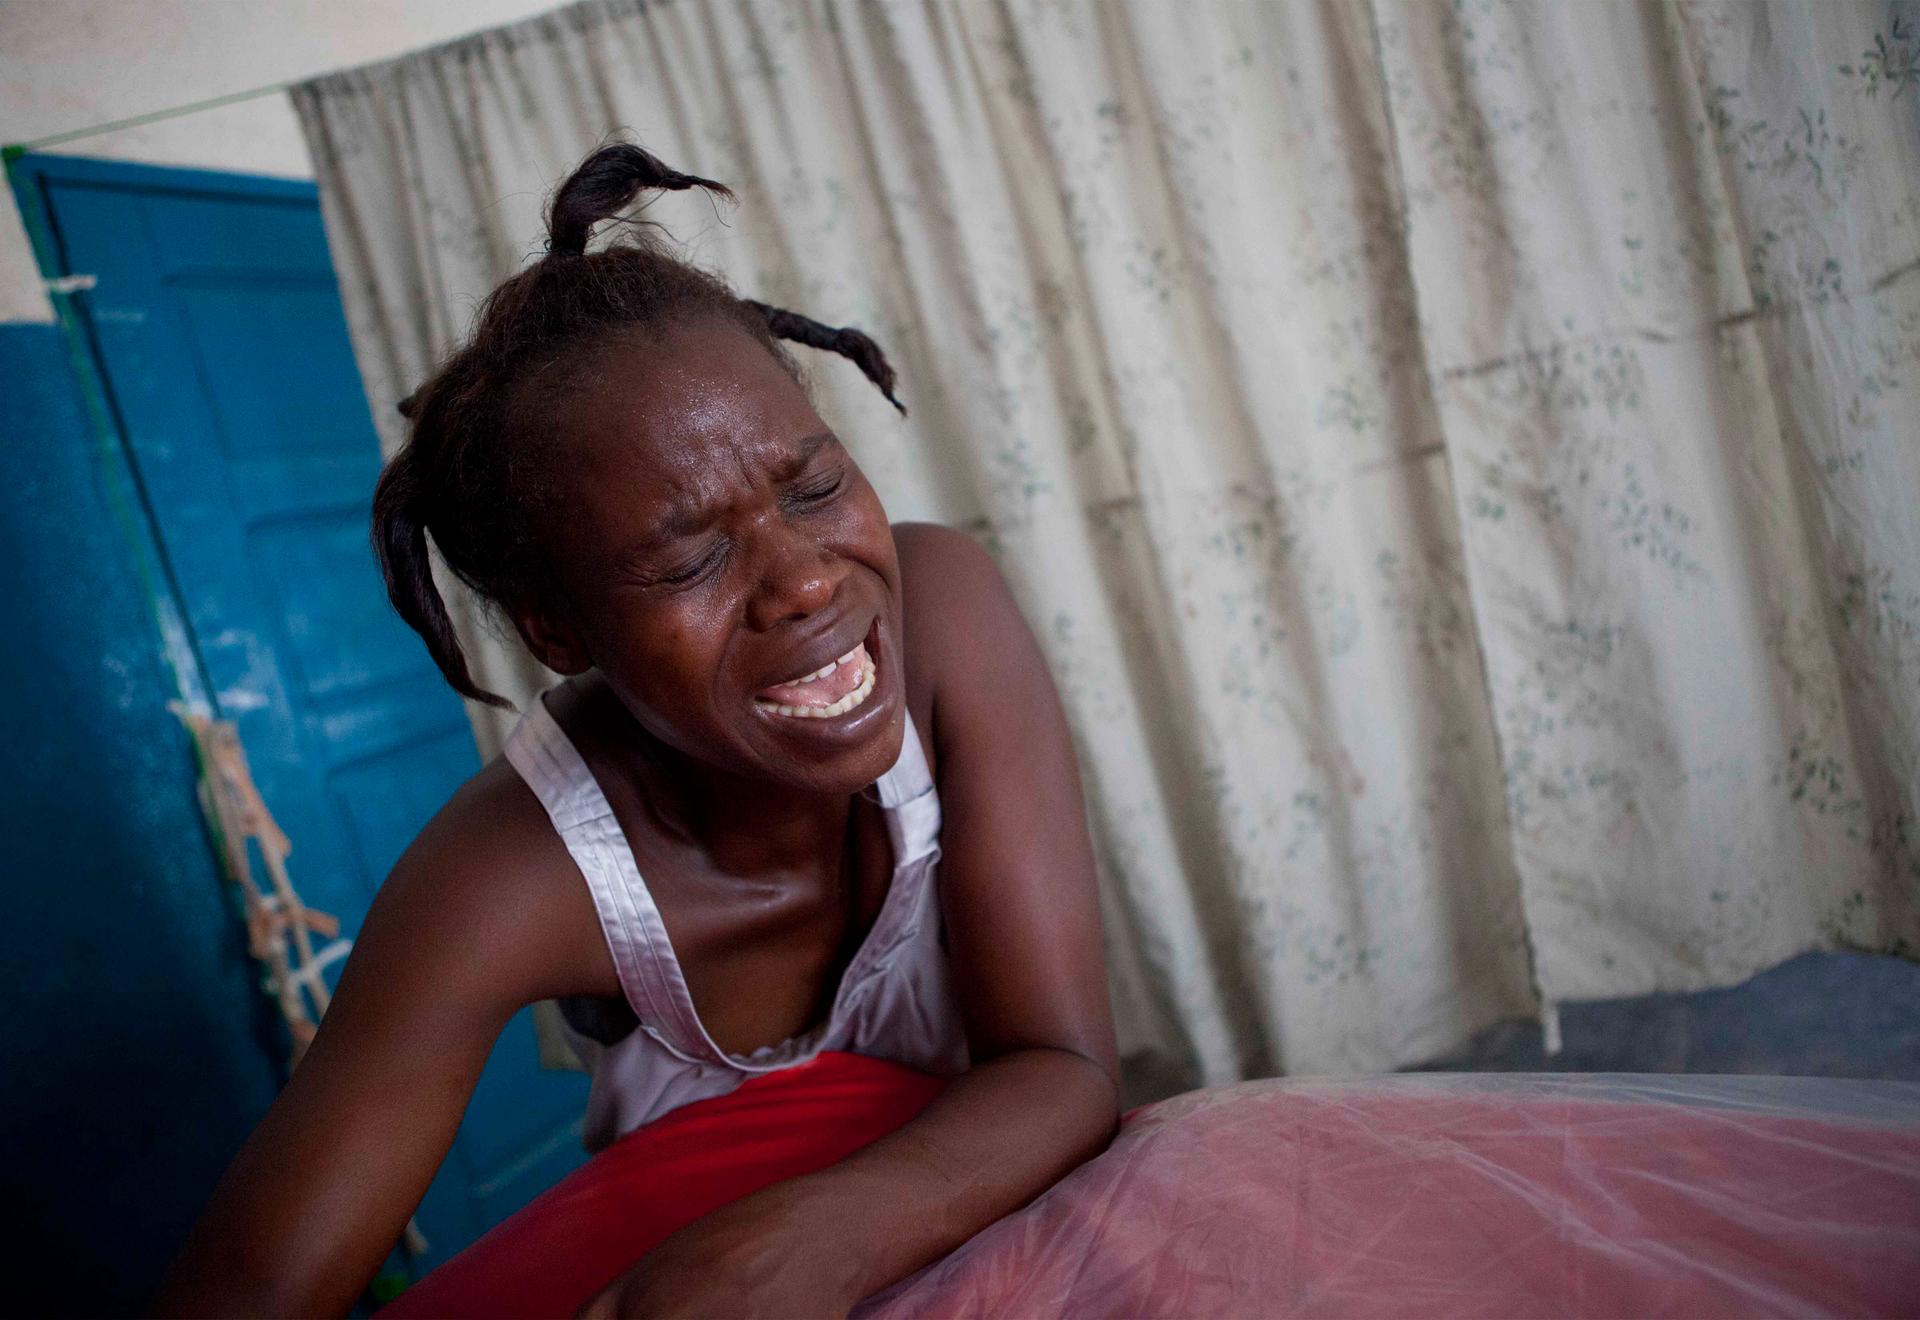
371 142 906 709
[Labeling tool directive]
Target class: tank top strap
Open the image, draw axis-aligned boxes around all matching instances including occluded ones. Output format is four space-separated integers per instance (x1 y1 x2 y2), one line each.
868 712 941 866
504 694 941 1066
502 696 712 1061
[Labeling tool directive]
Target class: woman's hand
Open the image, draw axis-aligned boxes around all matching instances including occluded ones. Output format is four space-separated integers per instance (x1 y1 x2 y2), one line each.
575 1186 865 1320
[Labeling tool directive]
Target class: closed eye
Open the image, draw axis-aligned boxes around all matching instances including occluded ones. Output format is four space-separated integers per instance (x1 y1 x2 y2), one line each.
655 540 727 587
783 468 844 509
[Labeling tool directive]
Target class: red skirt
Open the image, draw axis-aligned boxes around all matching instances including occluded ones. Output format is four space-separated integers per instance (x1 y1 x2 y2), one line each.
382 1052 948 1319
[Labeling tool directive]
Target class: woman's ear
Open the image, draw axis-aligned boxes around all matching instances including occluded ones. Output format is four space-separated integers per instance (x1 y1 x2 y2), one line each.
512 603 592 676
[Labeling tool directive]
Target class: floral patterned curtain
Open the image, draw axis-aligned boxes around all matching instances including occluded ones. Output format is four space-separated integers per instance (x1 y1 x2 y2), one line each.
292 0 1919 1097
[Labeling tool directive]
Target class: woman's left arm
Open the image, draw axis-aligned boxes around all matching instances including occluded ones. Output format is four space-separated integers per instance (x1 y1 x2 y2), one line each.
583 524 1118 1318
760 522 1125 1293
802 520 1125 1288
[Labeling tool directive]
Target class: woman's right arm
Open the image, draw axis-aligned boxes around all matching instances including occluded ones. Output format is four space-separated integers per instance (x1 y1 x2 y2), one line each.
151 771 604 1318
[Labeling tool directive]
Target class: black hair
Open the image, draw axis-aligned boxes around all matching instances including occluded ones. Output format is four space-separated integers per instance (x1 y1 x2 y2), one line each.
371 141 906 708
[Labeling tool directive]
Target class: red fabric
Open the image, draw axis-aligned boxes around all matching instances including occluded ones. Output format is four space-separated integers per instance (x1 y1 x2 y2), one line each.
382 1052 948 1319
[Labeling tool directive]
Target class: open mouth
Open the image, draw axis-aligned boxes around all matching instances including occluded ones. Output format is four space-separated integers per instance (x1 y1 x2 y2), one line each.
752 621 880 721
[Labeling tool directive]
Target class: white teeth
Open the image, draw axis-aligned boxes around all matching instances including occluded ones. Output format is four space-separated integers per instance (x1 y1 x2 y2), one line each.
779 644 864 689
756 654 876 721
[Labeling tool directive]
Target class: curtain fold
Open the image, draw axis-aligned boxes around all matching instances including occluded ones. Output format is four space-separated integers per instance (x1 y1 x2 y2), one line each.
292 0 1919 1096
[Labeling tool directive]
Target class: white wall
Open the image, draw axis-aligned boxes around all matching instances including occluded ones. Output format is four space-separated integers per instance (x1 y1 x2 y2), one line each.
1 0 567 319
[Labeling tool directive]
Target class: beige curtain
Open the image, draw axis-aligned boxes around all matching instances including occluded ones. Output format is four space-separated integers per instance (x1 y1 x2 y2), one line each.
292 0 1920 1095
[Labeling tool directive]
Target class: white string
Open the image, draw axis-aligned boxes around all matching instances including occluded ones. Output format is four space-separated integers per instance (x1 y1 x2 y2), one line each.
284 939 353 995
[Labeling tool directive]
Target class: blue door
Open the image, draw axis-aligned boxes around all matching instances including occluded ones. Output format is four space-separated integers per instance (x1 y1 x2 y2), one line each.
19 154 588 1274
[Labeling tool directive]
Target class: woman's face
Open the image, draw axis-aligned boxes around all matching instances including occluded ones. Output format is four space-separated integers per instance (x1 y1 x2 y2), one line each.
524 318 906 796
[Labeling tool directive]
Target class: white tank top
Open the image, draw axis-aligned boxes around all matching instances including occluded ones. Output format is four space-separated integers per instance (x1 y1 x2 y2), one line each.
504 692 971 1152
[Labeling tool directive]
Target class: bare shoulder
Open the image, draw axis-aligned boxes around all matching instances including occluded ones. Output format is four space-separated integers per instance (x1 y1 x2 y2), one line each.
891 520 1058 761
394 755 560 887
353 752 614 1013
892 520 1022 669
893 518 997 584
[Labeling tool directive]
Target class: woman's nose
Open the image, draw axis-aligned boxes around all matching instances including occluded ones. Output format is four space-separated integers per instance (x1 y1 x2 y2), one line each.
744 531 842 631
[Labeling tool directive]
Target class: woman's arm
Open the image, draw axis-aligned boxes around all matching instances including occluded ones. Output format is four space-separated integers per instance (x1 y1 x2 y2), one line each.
152 772 604 1317
816 522 1122 1287
582 523 1119 1317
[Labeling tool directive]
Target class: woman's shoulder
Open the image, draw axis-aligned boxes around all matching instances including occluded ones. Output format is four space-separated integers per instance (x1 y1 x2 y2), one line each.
364 750 618 1005
893 521 984 704
404 753 566 884
892 519 1022 674
892 519 990 573
892 521 1012 636
891 520 1036 772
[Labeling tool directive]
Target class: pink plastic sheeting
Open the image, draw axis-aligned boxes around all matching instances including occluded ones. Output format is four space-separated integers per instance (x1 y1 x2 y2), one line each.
859 1073 1920 1318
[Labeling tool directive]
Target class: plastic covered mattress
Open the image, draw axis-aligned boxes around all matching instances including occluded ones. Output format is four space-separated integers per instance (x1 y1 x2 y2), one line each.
861 1072 1920 1318
389 1055 1920 1317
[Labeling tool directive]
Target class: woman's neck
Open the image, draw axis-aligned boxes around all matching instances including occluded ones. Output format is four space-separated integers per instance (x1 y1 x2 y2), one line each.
566 673 854 881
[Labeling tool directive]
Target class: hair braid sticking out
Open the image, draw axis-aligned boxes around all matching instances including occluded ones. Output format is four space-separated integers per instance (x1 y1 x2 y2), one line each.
745 301 906 416
370 141 907 708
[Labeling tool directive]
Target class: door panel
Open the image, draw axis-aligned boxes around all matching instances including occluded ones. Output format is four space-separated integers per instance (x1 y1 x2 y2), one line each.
176 283 371 458
253 508 425 699
34 156 587 1275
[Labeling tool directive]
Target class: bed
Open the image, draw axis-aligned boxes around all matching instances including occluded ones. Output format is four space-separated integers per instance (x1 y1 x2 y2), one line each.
385 1053 1920 1318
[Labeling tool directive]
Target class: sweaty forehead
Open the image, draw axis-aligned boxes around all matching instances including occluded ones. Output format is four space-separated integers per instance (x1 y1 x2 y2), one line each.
565 320 814 462
545 320 827 543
